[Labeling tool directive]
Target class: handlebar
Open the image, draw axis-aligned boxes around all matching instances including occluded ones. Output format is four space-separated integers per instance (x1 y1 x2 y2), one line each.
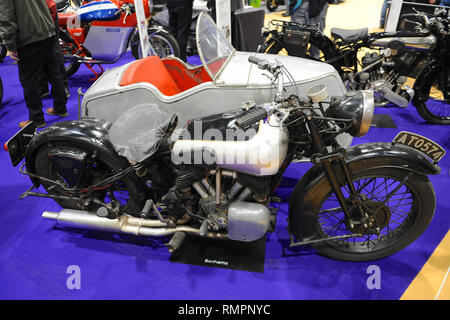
234 107 268 130
248 56 282 74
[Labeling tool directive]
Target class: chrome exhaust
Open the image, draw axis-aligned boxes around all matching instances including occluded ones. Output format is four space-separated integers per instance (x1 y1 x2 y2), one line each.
42 209 228 239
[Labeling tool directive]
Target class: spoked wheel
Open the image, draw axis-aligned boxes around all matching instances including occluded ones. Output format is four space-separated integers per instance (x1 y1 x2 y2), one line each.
34 141 145 216
131 28 180 60
414 70 450 124
59 32 81 78
290 166 436 261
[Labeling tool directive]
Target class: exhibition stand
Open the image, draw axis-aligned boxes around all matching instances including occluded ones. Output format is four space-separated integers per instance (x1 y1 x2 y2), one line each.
0 0 448 301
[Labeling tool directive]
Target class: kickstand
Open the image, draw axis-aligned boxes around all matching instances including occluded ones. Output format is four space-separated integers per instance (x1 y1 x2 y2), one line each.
84 63 104 81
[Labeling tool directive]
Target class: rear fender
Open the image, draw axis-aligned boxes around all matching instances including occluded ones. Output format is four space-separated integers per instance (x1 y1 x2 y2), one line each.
25 118 125 187
288 142 440 240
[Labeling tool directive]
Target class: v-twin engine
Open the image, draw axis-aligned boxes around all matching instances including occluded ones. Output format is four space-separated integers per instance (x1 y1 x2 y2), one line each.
347 52 415 108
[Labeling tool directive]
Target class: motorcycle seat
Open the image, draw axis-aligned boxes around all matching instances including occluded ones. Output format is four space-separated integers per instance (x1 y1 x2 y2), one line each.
330 28 368 44
120 56 181 96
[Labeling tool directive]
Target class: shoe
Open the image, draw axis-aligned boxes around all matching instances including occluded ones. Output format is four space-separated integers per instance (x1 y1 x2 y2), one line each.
19 120 47 128
282 11 290 17
46 107 68 117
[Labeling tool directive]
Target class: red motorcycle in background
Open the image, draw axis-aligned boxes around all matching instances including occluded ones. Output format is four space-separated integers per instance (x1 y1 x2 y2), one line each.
58 0 180 79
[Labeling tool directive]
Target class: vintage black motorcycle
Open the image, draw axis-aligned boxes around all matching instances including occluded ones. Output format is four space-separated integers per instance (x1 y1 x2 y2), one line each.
259 8 450 124
6 56 444 262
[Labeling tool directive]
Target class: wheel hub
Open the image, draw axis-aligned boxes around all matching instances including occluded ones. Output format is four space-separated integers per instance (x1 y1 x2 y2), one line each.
347 200 392 235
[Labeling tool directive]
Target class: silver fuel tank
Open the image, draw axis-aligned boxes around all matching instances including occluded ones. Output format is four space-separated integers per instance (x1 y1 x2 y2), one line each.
171 115 289 176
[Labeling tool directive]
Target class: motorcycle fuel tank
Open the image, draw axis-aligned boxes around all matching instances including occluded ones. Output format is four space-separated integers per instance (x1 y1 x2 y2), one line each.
171 115 289 177
77 1 120 22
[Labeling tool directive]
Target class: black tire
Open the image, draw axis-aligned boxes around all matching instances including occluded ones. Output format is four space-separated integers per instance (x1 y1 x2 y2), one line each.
289 163 436 261
58 31 81 78
34 141 145 215
131 28 181 60
413 69 450 125
266 0 279 12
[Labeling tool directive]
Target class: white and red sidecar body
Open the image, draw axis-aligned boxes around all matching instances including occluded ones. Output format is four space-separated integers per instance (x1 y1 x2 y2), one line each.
80 13 352 147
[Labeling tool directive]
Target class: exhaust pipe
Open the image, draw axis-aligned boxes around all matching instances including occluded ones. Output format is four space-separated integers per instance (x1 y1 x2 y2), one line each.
42 209 228 239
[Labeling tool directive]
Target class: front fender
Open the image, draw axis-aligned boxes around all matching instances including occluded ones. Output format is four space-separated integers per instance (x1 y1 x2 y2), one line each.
412 58 441 104
288 142 440 241
25 118 120 186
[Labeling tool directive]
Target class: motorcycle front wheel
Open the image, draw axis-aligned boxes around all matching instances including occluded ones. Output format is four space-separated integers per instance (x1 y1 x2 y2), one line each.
33 140 145 215
131 28 180 60
414 69 450 124
290 166 435 261
59 32 81 78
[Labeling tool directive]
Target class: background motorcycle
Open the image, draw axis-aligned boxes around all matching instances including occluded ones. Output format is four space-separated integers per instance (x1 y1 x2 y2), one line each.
58 0 180 79
6 52 443 262
259 8 450 124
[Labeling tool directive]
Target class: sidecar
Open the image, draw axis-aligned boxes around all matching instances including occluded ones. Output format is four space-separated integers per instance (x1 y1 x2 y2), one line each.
81 13 352 146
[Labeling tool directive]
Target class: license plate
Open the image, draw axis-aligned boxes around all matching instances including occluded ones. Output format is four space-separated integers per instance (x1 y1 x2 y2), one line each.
393 131 445 163
5 122 36 167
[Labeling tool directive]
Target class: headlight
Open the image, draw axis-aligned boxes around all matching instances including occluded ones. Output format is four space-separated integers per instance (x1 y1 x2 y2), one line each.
326 90 374 137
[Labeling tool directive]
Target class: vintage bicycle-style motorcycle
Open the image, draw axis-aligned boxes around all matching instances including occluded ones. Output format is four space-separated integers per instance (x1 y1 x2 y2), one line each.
259 8 450 124
58 0 179 79
5 14 444 262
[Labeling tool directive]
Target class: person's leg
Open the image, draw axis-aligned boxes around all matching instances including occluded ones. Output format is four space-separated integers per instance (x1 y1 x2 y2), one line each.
380 0 388 28
175 6 193 62
44 35 68 115
290 1 308 24
17 39 49 125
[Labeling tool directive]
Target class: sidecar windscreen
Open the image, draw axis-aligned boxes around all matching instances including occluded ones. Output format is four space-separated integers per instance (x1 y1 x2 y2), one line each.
196 13 235 80
108 104 175 163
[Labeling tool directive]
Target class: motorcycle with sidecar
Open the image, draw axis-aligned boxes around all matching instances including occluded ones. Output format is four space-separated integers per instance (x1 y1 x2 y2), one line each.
5 14 444 261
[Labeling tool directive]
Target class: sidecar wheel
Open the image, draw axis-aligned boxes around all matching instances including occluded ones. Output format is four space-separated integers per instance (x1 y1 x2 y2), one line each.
34 141 145 215
289 166 435 261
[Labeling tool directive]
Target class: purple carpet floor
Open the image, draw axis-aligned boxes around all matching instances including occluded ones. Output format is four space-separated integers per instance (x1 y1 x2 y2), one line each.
0 52 449 300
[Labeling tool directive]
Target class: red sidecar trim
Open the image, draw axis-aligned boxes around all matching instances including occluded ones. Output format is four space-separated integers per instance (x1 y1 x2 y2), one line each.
120 56 181 96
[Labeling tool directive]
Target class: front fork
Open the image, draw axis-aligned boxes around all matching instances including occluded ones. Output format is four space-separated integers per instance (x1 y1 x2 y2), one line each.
305 110 367 227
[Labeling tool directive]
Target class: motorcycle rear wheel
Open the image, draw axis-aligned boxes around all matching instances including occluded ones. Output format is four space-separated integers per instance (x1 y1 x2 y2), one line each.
290 166 435 261
131 28 180 60
414 70 450 124
34 141 145 215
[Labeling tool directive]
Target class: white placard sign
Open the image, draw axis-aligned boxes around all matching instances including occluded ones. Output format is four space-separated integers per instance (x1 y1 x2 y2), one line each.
216 0 232 42
134 0 152 58
385 0 404 32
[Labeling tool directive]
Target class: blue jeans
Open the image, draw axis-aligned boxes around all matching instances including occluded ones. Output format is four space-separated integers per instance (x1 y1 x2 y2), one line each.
380 0 388 26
